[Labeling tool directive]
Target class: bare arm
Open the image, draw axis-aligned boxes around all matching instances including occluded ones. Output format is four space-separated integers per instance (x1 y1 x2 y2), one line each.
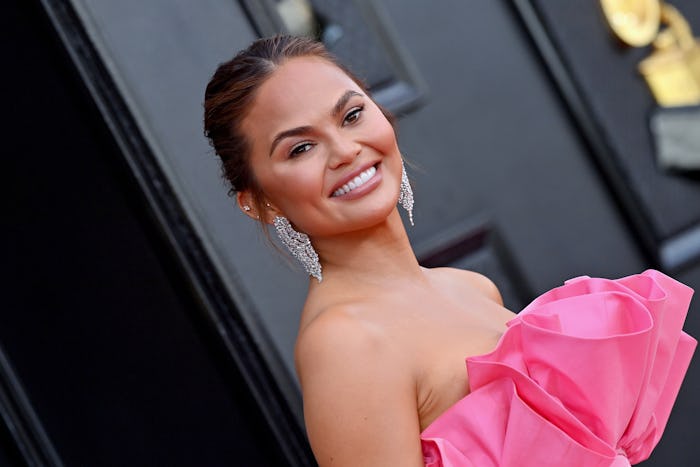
296 309 425 467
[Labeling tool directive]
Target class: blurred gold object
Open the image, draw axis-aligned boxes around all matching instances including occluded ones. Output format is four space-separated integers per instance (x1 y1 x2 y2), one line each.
601 0 661 46
638 4 700 106
601 2 700 170
276 0 317 37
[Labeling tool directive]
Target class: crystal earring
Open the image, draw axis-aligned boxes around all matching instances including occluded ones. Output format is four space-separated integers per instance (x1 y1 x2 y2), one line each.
398 161 414 226
273 216 322 282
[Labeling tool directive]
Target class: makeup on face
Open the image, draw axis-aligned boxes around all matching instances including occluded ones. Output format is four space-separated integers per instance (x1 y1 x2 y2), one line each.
241 56 402 234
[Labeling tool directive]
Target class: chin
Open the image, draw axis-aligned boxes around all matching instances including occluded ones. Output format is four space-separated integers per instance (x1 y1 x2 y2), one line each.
347 197 401 232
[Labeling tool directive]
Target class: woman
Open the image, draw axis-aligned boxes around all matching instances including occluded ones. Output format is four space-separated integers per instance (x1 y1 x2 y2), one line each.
204 35 696 466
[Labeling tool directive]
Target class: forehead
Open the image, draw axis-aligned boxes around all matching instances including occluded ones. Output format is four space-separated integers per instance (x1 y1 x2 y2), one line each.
243 57 362 136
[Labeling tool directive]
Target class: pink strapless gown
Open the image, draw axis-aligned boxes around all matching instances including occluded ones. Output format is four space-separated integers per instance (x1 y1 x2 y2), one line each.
421 270 696 467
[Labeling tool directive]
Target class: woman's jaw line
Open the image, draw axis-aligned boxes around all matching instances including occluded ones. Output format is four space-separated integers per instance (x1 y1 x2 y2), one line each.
311 209 423 283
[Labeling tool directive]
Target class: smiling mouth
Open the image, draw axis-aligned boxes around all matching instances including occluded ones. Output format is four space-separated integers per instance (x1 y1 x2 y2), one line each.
332 165 378 197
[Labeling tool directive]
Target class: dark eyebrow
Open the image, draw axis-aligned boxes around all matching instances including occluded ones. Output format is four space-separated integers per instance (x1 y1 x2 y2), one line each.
268 90 363 157
269 126 313 157
331 90 363 118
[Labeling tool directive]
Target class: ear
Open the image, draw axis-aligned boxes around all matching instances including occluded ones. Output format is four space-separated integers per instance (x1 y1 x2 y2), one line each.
260 201 283 225
236 191 280 224
236 191 261 221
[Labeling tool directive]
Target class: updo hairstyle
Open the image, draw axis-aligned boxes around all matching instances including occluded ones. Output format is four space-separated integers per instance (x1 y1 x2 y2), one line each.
203 35 394 225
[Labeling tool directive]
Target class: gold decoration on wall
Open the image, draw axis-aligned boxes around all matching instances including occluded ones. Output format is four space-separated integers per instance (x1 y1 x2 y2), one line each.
639 4 700 106
601 0 661 46
602 1 700 107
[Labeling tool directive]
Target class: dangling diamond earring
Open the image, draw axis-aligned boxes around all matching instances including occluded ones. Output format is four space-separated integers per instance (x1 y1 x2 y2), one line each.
398 161 414 226
273 216 322 282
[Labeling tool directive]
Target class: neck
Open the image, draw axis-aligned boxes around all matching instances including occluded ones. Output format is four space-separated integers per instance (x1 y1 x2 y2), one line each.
310 208 423 287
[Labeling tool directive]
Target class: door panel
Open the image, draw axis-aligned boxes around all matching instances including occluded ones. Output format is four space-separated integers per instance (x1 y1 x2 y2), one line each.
3 0 302 465
5 0 698 465
519 0 700 270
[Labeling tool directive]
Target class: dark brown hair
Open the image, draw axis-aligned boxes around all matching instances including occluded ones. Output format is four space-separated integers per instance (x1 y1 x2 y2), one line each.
203 35 393 222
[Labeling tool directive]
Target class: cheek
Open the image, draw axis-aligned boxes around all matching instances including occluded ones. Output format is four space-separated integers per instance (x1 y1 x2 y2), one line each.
367 112 399 155
259 158 325 205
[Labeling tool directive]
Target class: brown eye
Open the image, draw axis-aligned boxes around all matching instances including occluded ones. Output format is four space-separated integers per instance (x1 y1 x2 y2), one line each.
289 142 314 158
343 106 364 126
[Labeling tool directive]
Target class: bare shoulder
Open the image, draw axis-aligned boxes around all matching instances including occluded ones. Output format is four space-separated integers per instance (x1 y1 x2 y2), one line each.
295 301 408 392
295 303 387 377
294 304 424 466
434 267 504 306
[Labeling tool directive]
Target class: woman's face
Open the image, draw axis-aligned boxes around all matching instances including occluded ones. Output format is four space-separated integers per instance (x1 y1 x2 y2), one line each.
241 56 403 238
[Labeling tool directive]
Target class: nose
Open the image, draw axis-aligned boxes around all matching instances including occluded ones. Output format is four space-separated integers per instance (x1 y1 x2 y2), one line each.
327 132 361 169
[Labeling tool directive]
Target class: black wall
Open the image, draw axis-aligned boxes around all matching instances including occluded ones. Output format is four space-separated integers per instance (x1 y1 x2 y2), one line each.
2 1 287 465
3 0 699 466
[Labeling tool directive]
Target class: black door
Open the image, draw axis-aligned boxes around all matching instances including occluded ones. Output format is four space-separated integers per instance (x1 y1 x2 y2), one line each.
3 0 699 466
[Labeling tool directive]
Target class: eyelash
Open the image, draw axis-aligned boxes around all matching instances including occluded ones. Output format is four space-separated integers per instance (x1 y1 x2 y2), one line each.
287 105 365 158
343 105 364 126
289 142 314 157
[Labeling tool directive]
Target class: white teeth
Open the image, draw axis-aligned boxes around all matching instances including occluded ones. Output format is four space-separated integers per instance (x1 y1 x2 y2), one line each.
332 166 377 197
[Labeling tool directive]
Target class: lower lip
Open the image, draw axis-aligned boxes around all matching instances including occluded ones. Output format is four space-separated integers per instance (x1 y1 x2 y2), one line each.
332 164 382 201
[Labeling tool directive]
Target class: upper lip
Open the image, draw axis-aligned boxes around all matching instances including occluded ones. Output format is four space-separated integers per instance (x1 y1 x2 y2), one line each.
329 161 379 197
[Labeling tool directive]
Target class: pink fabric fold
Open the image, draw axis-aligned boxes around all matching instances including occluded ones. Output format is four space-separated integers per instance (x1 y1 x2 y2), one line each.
421 270 696 466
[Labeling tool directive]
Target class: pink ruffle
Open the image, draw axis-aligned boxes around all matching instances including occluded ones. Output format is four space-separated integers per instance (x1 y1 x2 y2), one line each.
421 270 696 466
